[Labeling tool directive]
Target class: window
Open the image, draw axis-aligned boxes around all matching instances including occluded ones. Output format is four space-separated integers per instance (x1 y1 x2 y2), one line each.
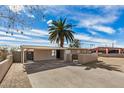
51 50 56 56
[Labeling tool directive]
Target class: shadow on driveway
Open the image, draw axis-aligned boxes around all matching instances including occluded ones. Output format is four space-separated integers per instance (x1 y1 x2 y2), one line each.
24 60 75 74
82 61 123 72
24 59 123 74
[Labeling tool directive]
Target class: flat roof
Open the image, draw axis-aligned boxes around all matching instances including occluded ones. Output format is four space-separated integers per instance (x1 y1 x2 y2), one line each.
21 45 66 50
92 47 124 50
21 45 89 50
21 45 124 50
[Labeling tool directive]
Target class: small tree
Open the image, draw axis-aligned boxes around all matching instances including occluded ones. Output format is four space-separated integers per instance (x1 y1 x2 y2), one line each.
69 39 81 48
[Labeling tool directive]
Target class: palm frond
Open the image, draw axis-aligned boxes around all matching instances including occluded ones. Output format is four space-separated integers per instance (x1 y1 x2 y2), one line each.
48 18 75 47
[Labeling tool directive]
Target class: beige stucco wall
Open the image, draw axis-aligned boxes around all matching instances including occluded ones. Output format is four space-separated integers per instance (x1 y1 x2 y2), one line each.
13 51 21 62
0 55 13 82
78 54 98 64
12 51 27 62
60 50 64 60
71 50 81 54
70 50 90 54
64 54 72 62
34 49 56 61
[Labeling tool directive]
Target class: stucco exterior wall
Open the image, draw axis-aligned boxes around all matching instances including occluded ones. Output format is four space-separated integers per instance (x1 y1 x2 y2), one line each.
78 54 98 64
13 51 21 62
64 54 72 62
34 49 56 61
0 55 13 83
13 51 27 62
71 50 81 54
60 50 64 60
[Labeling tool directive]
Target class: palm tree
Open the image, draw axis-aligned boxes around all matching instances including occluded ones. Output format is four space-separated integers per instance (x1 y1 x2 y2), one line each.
69 39 81 48
48 18 75 47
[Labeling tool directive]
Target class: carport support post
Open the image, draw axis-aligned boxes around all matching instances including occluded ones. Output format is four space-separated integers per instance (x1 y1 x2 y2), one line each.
119 49 121 54
21 48 25 64
96 48 98 54
105 48 108 54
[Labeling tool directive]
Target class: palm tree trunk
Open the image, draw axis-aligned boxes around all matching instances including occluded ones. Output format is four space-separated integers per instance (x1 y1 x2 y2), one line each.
60 36 64 48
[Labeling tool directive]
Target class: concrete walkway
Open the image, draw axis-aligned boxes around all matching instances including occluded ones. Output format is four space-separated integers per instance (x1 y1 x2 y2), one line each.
0 63 32 88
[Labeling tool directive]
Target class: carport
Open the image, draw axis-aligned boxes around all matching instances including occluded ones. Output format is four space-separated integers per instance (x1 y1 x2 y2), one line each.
20 45 66 64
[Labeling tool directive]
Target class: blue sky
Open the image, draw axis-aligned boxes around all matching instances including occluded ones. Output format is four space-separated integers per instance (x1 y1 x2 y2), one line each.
0 5 124 48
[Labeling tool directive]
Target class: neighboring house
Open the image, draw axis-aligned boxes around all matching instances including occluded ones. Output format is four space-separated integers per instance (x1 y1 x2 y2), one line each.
91 47 124 57
91 47 124 54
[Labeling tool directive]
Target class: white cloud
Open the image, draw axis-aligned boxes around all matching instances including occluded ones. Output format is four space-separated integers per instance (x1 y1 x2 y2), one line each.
0 27 48 37
13 34 31 39
79 15 117 27
0 36 49 44
0 27 50 46
78 14 117 34
0 41 49 47
9 5 24 13
74 34 114 44
74 34 91 41
47 20 53 25
74 6 120 35
92 25 115 34
0 36 16 41
89 31 97 35
27 13 35 18
0 30 31 39
30 29 48 35
43 6 70 16
23 29 48 37
31 39 49 43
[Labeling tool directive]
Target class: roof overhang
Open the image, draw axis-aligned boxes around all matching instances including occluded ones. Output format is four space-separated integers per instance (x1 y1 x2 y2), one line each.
20 45 90 50
21 45 66 50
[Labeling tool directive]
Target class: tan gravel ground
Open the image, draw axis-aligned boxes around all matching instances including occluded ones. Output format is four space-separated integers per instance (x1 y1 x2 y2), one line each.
0 63 32 88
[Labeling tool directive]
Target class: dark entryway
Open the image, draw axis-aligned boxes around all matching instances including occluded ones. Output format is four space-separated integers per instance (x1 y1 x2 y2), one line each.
56 50 60 59
27 51 34 60
109 50 118 53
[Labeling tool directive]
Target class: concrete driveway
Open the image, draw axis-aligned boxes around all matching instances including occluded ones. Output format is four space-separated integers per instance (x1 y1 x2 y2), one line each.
25 58 124 88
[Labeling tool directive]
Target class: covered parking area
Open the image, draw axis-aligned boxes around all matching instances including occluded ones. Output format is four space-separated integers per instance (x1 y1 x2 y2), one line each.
20 45 66 64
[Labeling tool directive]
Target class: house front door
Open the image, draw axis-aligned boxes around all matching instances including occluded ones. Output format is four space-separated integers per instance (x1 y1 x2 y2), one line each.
56 50 60 59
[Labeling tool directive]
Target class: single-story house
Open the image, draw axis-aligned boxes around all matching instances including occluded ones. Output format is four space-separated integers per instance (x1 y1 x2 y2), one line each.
20 45 91 63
